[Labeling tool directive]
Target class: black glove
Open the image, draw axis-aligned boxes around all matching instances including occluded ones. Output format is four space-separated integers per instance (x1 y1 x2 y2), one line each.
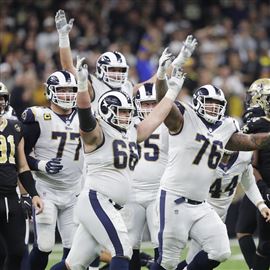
257 180 270 205
20 194 32 219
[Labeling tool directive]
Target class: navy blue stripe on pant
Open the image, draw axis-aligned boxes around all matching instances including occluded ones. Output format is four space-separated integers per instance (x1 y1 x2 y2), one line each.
157 189 166 264
89 190 124 256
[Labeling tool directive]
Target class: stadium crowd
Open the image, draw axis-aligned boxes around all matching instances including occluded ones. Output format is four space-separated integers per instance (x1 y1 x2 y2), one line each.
1 0 270 122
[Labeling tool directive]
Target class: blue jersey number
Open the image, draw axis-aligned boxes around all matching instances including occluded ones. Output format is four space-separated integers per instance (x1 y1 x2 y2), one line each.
193 133 223 169
137 134 160 161
52 131 81 160
113 140 139 170
210 175 239 198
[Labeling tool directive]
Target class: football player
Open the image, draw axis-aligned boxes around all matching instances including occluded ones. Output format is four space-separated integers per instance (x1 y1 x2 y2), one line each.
151 41 270 269
54 9 176 268
177 149 270 270
51 52 185 270
54 9 173 109
22 71 84 270
236 78 270 270
242 78 266 124
120 83 169 269
0 82 43 269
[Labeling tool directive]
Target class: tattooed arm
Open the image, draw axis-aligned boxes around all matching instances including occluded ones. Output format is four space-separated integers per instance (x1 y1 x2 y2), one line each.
226 132 270 151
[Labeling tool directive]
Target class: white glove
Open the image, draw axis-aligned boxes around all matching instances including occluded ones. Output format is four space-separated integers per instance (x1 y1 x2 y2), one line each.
55 9 74 47
76 56 88 92
172 35 197 68
165 67 186 101
157 47 174 80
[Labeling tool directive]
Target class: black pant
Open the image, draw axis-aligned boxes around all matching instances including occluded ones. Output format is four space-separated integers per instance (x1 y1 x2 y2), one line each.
0 193 27 270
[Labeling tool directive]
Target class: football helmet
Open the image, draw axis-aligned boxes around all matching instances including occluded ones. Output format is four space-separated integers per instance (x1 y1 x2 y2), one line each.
96 51 129 89
0 82 9 116
98 90 134 132
248 78 270 115
135 83 157 119
45 70 78 109
192 85 227 123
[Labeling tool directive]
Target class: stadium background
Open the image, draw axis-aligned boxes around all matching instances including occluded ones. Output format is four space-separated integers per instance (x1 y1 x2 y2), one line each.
1 0 270 268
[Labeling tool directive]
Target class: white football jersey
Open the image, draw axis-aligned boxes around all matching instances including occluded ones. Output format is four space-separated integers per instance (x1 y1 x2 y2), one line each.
208 151 253 221
5 106 17 120
90 75 133 113
23 106 83 190
160 102 239 202
132 123 168 192
83 119 138 206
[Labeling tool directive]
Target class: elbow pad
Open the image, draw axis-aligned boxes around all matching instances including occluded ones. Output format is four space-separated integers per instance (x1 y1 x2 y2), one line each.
77 107 97 132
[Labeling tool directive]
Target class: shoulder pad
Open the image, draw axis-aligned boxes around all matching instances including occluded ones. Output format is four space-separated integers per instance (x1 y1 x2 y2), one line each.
241 117 261 134
242 106 265 123
8 120 23 134
21 107 37 123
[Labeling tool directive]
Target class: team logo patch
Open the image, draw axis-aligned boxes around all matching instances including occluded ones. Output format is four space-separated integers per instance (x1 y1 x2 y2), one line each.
21 111 27 121
43 113 51 120
14 123 21 132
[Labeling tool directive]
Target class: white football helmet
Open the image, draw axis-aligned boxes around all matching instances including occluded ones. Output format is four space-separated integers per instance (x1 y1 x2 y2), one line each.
0 82 9 116
248 78 270 114
135 83 157 119
96 51 129 89
98 90 134 132
45 70 78 109
192 84 227 123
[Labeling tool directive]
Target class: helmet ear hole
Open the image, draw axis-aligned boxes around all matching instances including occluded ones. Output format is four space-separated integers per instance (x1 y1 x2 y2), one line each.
102 105 108 114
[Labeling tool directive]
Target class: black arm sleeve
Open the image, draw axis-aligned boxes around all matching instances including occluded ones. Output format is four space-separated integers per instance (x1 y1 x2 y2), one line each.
77 107 97 132
18 171 38 197
23 122 41 170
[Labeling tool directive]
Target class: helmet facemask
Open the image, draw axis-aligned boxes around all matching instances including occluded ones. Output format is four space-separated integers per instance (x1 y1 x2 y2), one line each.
135 83 157 119
45 71 78 110
109 105 134 131
196 97 226 123
47 85 78 110
99 91 134 132
101 66 128 89
96 52 129 89
0 82 9 116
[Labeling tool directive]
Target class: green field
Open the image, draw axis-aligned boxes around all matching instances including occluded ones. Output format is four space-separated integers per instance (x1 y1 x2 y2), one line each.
45 240 248 270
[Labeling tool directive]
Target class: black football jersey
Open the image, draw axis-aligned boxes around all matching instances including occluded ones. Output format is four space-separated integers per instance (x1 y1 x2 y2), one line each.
242 116 270 185
0 119 23 194
242 106 265 124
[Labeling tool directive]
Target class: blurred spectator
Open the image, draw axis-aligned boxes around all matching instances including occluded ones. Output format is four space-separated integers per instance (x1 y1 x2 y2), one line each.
0 0 269 120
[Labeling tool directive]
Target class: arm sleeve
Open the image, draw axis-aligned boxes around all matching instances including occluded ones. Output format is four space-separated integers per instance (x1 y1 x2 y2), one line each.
240 164 264 207
21 108 41 170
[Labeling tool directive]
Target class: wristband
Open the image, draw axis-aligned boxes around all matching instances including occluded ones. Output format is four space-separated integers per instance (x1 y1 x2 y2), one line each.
37 160 47 172
18 171 38 197
59 34 70 48
165 88 179 101
258 202 268 212
157 67 167 80
78 107 97 132
78 80 88 92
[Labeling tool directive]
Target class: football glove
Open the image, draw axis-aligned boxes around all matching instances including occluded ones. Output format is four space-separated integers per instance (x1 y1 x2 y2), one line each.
157 47 174 80
76 55 88 91
257 179 270 205
55 9 74 37
172 35 197 68
38 158 63 174
165 68 186 101
20 194 32 219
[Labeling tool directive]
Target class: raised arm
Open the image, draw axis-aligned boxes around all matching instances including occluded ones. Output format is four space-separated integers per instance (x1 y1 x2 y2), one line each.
76 56 103 152
55 10 76 74
136 71 185 143
226 132 270 151
55 10 94 99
